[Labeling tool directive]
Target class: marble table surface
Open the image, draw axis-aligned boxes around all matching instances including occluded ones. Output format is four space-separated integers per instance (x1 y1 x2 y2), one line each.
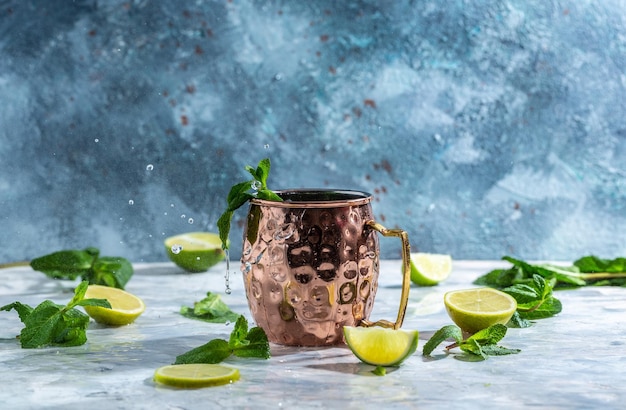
1 260 625 410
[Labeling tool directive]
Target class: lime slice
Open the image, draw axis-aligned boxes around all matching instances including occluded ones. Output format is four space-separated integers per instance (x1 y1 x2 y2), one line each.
408 252 452 286
343 326 418 366
154 364 240 388
164 232 225 273
444 288 517 334
83 285 145 326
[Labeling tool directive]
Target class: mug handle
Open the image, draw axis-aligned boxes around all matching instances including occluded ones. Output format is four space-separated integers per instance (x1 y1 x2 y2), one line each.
360 220 411 330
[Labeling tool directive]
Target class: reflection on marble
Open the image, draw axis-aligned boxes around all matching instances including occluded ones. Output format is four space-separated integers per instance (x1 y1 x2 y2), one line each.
1 260 626 409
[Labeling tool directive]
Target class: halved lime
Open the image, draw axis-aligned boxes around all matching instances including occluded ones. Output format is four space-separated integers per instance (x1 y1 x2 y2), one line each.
164 232 225 273
343 326 418 366
444 288 517 334
154 364 240 388
408 252 452 286
83 285 145 326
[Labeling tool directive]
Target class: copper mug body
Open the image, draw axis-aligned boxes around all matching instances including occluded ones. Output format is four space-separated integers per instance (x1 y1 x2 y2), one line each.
240 189 411 346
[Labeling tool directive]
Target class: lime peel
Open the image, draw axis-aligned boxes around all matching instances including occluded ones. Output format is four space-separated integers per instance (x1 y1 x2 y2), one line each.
343 326 418 367
154 364 240 388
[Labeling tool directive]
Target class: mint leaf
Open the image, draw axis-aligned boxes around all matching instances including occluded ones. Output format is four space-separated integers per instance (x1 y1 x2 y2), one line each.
88 257 133 289
506 311 532 328
424 323 519 361
174 339 232 364
30 248 99 280
180 292 241 324
29 248 133 289
217 158 282 250
232 326 270 359
504 274 562 320
173 315 271 364
481 345 521 356
1 281 96 348
229 315 250 349
574 255 626 273
459 338 486 359
422 324 463 356
466 323 507 345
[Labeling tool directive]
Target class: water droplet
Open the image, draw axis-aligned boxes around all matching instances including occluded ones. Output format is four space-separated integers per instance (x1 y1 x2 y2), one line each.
146 164 154 171
251 181 262 191
188 218 194 224
94 138 99 143
128 199 134 205
180 214 186 219
224 249 231 294
171 244 183 254
264 143 270 149
170 203 175 208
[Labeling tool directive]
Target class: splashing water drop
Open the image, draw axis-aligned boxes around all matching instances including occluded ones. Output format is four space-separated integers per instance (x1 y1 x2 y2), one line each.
264 143 270 149
180 214 186 219
146 164 154 171
251 180 262 191
94 138 99 143
128 199 134 205
188 218 194 224
224 249 231 294
171 244 183 254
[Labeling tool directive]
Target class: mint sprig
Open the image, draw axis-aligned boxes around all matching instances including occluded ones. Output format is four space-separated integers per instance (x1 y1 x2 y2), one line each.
422 324 520 360
174 315 270 364
1 281 111 348
180 292 241 324
217 158 282 250
29 247 133 289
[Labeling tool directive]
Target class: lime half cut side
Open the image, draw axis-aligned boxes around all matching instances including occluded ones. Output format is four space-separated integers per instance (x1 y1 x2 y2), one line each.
409 252 452 286
154 364 240 389
343 326 418 367
164 232 225 273
83 285 145 326
444 288 517 334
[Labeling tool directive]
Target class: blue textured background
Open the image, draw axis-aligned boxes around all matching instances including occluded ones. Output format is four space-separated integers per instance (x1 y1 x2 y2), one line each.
1 0 625 263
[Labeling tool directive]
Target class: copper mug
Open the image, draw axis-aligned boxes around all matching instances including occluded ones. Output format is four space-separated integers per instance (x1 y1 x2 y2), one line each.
240 189 411 346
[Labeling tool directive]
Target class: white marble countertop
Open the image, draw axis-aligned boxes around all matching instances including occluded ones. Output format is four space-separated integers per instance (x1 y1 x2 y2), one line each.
2 260 626 409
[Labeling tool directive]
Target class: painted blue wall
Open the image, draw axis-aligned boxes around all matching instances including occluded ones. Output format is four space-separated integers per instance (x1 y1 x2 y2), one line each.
1 0 625 263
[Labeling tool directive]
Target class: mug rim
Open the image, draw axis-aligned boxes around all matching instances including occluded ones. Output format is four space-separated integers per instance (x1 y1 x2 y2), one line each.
250 189 372 208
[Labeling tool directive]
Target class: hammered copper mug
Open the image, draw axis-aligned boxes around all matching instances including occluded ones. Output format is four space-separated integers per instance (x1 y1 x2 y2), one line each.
240 189 411 346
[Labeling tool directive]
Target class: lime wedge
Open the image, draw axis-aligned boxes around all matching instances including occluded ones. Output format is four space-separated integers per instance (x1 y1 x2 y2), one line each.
408 252 452 286
444 288 517 334
154 364 240 388
164 232 225 273
343 326 418 366
83 285 145 326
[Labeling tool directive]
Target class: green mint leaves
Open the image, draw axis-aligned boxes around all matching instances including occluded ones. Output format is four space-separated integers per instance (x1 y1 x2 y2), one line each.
423 324 520 361
1 281 111 348
503 274 562 320
174 315 270 364
217 158 282 250
30 247 133 289
180 292 241 324
474 255 626 289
